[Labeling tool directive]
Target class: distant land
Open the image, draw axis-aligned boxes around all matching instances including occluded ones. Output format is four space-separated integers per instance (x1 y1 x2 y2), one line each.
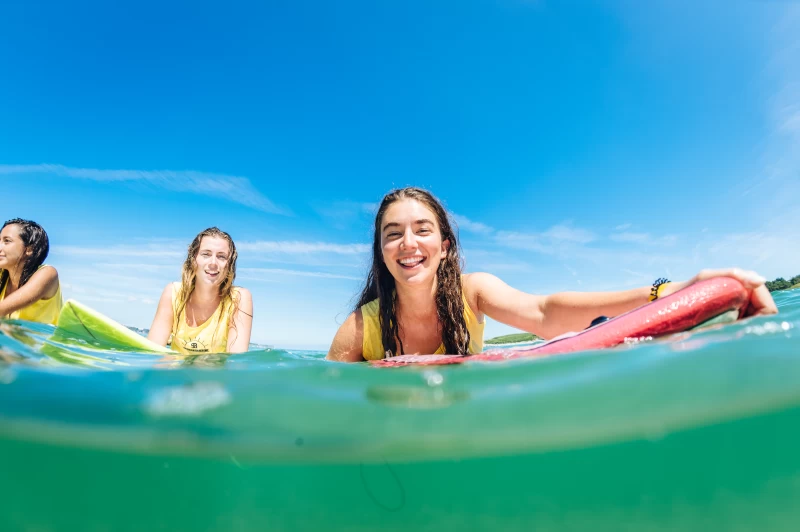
766 275 800 292
485 332 542 345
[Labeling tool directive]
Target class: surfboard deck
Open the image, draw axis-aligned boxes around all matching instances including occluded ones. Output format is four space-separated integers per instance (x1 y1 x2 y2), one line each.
371 277 749 367
55 299 171 352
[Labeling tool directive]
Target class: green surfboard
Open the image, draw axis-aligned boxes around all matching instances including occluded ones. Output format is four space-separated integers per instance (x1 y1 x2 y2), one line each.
55 299 171 352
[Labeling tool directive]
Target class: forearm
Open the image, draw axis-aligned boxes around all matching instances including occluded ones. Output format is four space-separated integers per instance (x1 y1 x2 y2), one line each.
539 286 652 339
0 291 42 316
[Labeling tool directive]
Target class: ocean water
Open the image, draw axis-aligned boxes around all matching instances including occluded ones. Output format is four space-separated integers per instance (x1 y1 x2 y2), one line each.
1 289 799 531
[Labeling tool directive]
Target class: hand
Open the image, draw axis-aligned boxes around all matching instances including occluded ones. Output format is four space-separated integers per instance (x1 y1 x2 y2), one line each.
668 268 778 318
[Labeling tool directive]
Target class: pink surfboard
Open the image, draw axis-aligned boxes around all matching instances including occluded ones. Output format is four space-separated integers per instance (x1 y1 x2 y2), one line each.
371 277 749 367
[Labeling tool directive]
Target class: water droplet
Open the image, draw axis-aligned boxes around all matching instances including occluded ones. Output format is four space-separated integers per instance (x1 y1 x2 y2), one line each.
144 381 231 417
0 368 16 385
423 370 444 387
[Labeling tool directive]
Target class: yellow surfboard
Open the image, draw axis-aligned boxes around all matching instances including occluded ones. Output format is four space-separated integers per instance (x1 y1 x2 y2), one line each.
56 299 171 352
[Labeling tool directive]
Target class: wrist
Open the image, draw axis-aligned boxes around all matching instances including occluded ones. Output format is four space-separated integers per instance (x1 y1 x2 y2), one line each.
648 277 672 301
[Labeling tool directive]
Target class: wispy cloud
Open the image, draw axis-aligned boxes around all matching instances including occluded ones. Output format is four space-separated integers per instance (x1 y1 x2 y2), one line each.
237 240 369 254
615 223 632 231
52 244 184 259
610 232 649 244
452 214 494 234
541 225 595 244
0 163 288 214
495 223 596 253
238 267 361 281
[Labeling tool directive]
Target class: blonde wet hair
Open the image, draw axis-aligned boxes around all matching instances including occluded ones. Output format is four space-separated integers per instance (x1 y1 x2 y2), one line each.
173 227 241 342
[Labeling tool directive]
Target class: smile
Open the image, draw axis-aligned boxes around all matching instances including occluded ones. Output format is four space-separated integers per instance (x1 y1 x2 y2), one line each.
398 256 425 268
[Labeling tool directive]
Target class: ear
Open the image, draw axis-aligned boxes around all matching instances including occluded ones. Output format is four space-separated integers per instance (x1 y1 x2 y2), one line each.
25 248 33 257
440 238 450 259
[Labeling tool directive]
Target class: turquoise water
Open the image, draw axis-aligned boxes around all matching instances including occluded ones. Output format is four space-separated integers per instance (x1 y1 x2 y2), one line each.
1 290 800 531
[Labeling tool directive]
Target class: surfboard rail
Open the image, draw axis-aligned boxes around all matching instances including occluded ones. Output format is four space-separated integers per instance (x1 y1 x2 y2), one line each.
371 276 749 367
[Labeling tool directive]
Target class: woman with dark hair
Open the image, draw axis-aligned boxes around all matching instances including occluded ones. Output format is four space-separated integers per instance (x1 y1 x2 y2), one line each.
0 218 62 325
327 187 777 362
147 227 253 354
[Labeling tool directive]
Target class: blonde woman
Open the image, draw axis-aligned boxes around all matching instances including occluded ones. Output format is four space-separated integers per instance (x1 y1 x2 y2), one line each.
148 227 253 354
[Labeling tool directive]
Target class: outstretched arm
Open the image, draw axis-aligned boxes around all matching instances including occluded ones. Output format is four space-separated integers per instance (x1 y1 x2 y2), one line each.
147 284 175 346
467 268 776 341
227 288 254 353
327 310 365 362
0 266 59 317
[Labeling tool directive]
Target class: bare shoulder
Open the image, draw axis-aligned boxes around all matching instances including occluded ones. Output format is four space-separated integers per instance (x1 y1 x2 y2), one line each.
462 272 500 291
233 286 252 300
158 283 176 302
233 287 253 312
37 264 59 276
462 272 501 317
327 309 364 362
31 265 60 298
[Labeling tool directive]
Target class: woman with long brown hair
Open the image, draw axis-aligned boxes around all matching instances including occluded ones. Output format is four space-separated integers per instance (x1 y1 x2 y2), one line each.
327 187 777 362
148 227 253 354
0 218 62 325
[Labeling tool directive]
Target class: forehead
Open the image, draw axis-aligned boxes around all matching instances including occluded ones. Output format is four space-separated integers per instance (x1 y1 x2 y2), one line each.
381 199 439 227
198 235 230 253
0 224 21 239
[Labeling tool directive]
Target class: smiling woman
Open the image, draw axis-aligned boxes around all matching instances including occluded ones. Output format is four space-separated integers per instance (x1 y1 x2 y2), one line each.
327 187 778 363
0 218 62 325
147 227 254 354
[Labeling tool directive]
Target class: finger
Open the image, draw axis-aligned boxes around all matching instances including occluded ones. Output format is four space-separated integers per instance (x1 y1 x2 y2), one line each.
743 284 778 317
696 268 766 289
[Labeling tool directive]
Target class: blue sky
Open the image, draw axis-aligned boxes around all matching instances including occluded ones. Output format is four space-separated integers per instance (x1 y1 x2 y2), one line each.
2 1 799 349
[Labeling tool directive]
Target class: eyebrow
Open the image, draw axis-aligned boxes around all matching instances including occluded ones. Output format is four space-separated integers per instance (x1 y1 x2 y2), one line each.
382 219 435 232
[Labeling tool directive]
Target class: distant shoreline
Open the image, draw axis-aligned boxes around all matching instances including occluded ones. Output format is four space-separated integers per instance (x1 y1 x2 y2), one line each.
484 340 543 348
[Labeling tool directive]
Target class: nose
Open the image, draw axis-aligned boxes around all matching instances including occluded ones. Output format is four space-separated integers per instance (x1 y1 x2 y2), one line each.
399 228 417 250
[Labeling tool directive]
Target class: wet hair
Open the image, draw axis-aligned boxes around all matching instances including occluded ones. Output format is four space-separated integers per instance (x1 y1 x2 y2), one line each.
354 187 470 356
173 227 241 343
1 218 50 292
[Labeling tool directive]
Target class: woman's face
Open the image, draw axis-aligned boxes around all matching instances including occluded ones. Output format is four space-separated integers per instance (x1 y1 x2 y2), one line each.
380 199 450 287
0 224 30 272
194 236 231 288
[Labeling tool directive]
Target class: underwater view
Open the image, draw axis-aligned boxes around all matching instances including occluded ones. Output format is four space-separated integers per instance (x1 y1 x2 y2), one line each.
1 289 799 531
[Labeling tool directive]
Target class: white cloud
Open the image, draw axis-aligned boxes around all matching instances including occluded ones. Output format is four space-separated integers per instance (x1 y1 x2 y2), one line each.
0 163 287 214
615 223 632 231
494 224 596 253
53 244 184 259
610 232 679 246
610 232 649 243
452 214 494 234
542 225 596 244
238 267 361 281
237 240 369 255
494 231 552 254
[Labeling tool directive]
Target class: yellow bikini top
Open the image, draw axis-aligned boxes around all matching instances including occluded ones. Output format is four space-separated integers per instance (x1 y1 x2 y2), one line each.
0 266 62 325
170 282 240 355
360 294 485 361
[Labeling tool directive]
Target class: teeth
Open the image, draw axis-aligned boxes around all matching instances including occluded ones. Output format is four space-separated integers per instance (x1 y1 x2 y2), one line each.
399 257 423 265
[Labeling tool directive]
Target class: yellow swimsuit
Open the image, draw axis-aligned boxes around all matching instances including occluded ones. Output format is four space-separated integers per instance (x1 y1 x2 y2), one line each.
360 295 485 360
170 283 240 355
0 266 63 325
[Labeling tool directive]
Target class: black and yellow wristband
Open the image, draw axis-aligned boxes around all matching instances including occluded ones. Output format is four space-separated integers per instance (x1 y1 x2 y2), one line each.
649 277 671 302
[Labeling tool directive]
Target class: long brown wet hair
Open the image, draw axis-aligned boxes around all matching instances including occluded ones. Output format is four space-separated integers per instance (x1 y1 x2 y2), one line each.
1 219 50 293
173 227 241 339
354 187 470 356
